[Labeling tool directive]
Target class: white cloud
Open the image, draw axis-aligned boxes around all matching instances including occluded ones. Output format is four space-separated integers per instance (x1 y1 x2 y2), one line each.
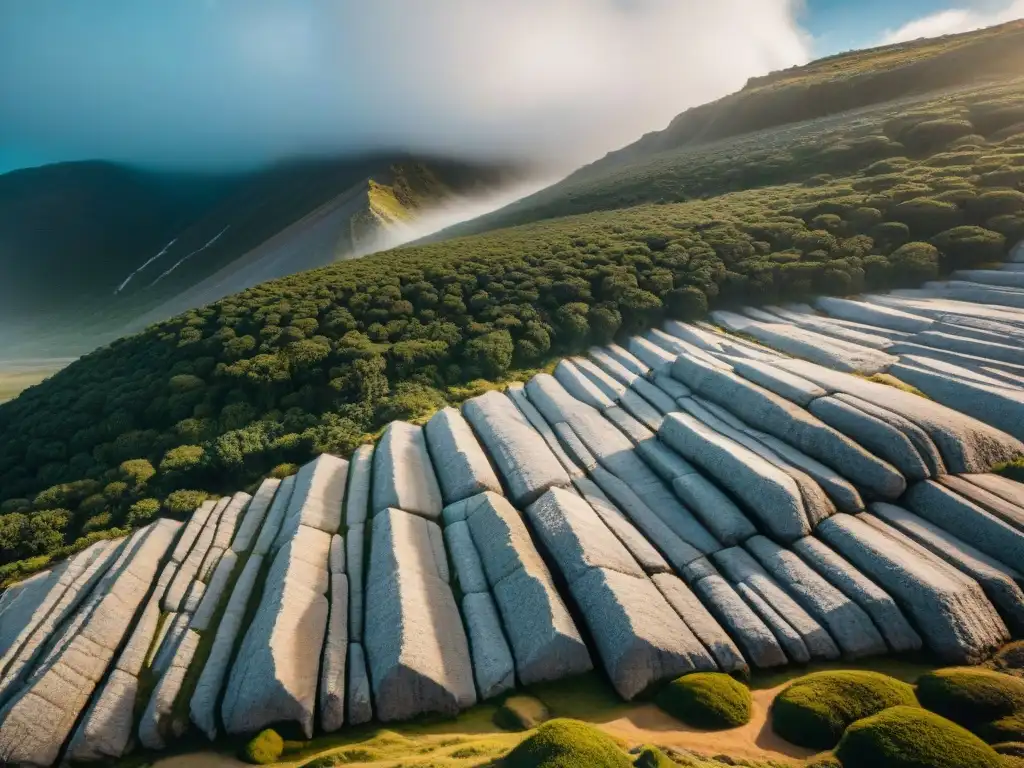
879 0 1024 45
0 0 811 172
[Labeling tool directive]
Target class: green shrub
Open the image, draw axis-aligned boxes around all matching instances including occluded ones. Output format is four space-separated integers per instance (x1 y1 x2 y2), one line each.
503 719 631 768
494 695 551 731
632 745 675 768
244 728 284 765
772 670 918 750
931 226 1007 268
902 119 977 154
918 668 1024 743
655 673 752 730
835 706 1003 768
888 242 940 286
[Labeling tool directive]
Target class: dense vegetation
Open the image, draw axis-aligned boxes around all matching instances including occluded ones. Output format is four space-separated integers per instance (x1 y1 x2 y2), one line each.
772 670 919 749
2 46 1024 583
833 706 1003 768
654 673 752 730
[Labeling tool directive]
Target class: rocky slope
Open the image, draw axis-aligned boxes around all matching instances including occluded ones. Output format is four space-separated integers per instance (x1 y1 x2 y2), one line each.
1 256 1022 765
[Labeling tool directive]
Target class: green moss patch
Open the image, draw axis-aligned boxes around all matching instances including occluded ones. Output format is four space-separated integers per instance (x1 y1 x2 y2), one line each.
655 672 752 731
917 668 1024 743
632 745 675 767
835 706 1003 768
772 670 918 750
244 728 284 765
503 719 631 768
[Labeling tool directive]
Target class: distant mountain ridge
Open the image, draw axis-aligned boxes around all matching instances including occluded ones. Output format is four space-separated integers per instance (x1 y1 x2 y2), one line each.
0 154 520 354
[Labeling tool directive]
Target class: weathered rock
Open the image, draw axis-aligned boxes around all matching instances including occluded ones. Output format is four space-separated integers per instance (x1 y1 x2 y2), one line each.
554 359 615 410
572 356 628 401
197 546 224 583
462 592 515 700
651 573 747 675
772 357 1024 473
252 474 295 556
831 393 946 477
139 628 200 749
617 392 665 432
445 521 489 594
347 642 373 725
277 454 349 544
190 553 264 741
571 566 715 699
345 444 374 527
809 396 931 481
732 359 826 406
151 612 191 676
646 328 730 370
211 492 251 550
462 390 571 506
817 513 1008 663
505 384 584 479
463 492 592 684
169 500 217 564
573 477 672 575
0 520 180 767
588 347 641 387
936 475 1024 532
320 572 349 732
672 353 906 498
191 550 238 631
230 478 281 554
65 668 138 761
604 341 652 377
870 502 1024 635
652 371 692 400
745 536 886 659
372 422 443 521
164 498 226 612
660 411 811 542
628 335 677 372
365 508 475 721
631 378 679 415
221 524 331 738
768 308 897 350
735 582 810 664
346 524 365 642
815 296 933 333
961 472 1024 508
425 407 502 506
912 328 1024 366
604 404 657 445
791 536 921 653
713 547 840 661
690 574 788 668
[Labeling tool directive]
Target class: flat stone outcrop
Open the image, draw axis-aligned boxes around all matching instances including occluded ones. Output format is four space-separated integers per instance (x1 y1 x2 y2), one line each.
732 359 826 406
230 479 280 554
690 573 788 668
191 550 238 631
572 356 628 400
830 394 946 477
506 384 585 480
935 475 1024 532
211 492 251 550
905 480 1024 569
651 573 747 676
445 521 489 594
809 396 932 481
364 508 475 721
345 444 374 526
815 296 933 333
588 346 642 385
347 643 373 725
745 536 886 659
462 390 571 506
461 592 515 700
424 407 502 505
962 472 1024 508
139 628 200 749
277 454 349 544
772 357 1024 473
671 354 906 499
712 547 840 661
253 475 295 556
463 491 591 684
604 342 651 377
627 336 676 372
817 513 1008 663
660 411 811 542
617 391 665 432
221 524 331 738
527 488 715 698
554 359 615 410
790 536 921 653
320 563 349 733
870 502 1024 635
0 520 181 767
735 582 810 664
169 500 217 564
371 422 442 521
346 525 366 642
190 553 264 741
164 498 227 612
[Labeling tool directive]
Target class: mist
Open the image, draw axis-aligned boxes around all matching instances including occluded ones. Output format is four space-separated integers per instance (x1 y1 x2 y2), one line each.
0 1 811 174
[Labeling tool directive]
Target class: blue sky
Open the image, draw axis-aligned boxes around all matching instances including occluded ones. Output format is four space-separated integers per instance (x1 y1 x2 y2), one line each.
1 0 1022 175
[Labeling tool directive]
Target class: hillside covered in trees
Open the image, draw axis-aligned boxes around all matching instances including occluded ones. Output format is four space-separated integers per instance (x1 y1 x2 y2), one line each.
1 29 1024 582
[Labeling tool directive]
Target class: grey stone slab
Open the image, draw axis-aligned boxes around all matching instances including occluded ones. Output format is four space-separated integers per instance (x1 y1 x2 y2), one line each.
791 536 921 653
773 357 1024 473
230 478 280 554
604 404 656 445
463 390 571 506
961 473 1024 508
691 574 788 669
0 521 181 767
572 356 628 400
169 500 217 565
604 342 651 377
831 393 946 477
65 668 138 761
139 628 200 749
164 499 225 612
631 378 678 416
735 582 810 664
936 475 1024 532
347 643 372 725
817 513 1008 663
506 384 584 480
346 524 365 642
628 335 676 373
617 392 665 432
211 492 251 551
320 572 349 733
253 474 295 556
445 521 489 594
276 454 349 545
815 296 933 333
588 347 641 386
461 592 515 701
732 359 826 406
345 444 374 527
191 550 238 631
745 536 886 659
425 407 502 506
554 359 615 410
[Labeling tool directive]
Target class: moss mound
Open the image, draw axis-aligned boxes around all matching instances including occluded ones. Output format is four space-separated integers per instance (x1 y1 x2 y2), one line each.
917 668 1024 743
632 744 676 767
772 670 918 750
655 672 752 730
494 695 551 731
244 728 284 765
834 706 1003 768
993 642 1024 678
503 719 631 768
